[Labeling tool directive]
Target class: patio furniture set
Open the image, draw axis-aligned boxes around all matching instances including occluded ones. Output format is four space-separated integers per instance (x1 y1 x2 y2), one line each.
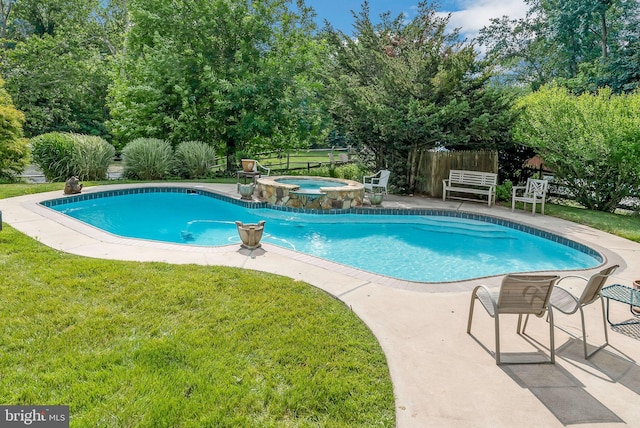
467 265 640 365
443 169 549 214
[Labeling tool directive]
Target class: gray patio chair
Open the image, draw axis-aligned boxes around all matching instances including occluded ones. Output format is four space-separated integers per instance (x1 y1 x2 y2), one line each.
467 274 559 364
524 265 619 359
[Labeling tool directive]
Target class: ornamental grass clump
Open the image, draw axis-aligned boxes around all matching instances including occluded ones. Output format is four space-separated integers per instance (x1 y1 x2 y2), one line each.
174 140 218 179
71 134 115 181
30 132 76 181
31 133 116 182
122 138 174 180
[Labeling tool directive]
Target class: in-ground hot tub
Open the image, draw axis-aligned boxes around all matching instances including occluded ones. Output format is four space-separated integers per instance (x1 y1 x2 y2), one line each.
257 176 364 209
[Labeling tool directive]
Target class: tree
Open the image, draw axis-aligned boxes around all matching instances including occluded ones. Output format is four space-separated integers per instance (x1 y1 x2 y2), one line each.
0 0 15 38
323 1 517 192
11 0 97 37
0 0 126 137
514 85 640 212
479 0 640 93
2 33 111 137
0 75 28 180
108 0 327 167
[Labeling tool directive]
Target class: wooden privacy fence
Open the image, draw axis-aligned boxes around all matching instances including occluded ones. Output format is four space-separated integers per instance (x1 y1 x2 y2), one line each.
408 149 498 197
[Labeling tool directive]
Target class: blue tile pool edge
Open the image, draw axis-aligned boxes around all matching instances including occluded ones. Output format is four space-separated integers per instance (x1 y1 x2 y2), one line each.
39 186 604 265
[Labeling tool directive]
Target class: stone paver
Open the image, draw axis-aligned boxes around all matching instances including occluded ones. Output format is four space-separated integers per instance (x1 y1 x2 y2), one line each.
1 182 639 427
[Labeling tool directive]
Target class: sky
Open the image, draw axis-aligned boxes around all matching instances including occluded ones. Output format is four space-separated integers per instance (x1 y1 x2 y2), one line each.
304 0 529 41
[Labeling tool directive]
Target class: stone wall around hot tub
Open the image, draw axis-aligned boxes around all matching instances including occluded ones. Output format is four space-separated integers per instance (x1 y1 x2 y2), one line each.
257 179 364 210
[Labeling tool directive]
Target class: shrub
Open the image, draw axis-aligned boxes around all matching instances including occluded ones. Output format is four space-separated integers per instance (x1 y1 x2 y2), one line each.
72 134 116 181
495 180 513 202
122 138 174 180
0 77 29 181
515 86 640 212
175 141 217 179
30 132 76 181
333 163 366 181
31 132 116 182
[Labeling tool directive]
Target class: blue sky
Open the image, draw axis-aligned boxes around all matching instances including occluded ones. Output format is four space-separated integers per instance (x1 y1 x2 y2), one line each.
304 0 528 40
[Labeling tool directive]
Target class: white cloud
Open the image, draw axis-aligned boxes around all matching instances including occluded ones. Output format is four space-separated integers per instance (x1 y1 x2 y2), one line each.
441 0 529 40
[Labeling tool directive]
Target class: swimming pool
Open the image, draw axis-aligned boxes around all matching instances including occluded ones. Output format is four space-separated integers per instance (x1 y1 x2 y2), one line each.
43 188 602 282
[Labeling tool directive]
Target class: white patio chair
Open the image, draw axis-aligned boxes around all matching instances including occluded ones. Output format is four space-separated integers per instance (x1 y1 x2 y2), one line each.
467 274 559 364
512 178 548 215
363 170 390 194
252 160 270 176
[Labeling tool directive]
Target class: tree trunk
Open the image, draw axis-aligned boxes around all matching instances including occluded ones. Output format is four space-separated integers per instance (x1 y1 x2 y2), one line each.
600 11 608 59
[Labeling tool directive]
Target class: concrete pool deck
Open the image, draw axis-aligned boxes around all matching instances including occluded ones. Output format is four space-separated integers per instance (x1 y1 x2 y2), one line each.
1 182 640 427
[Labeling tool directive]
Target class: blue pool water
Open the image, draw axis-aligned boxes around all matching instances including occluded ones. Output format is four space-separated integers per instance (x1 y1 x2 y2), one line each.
47 190 600 282
275 179 346 190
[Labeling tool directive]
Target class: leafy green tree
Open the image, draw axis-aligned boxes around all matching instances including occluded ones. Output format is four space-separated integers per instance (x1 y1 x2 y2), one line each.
0 0 15 38
514 85 640 212
2 33 110 137
0 0 126 138
479 11 556 89
479 0 640 93
323 1 517 192
108 0 327 168
0 74 28 180
11 0 97 37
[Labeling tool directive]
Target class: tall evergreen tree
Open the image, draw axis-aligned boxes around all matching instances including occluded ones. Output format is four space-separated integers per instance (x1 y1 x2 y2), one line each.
323 1 517 192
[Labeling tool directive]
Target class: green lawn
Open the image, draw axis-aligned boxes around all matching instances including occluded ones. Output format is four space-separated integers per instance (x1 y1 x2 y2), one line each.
507 201 640 243
258 150 350 171
0 184 394 427
544 203 640 242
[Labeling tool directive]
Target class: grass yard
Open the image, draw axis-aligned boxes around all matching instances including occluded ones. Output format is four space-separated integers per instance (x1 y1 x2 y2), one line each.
258 150 350 172
0 185 395 426
506 199 640 243
544 203 640 242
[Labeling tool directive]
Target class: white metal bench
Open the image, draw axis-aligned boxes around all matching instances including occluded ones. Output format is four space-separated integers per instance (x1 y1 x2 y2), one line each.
442 170 498 206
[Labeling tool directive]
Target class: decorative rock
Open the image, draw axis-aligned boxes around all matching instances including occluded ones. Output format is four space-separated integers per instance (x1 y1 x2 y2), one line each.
64 176 83 194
